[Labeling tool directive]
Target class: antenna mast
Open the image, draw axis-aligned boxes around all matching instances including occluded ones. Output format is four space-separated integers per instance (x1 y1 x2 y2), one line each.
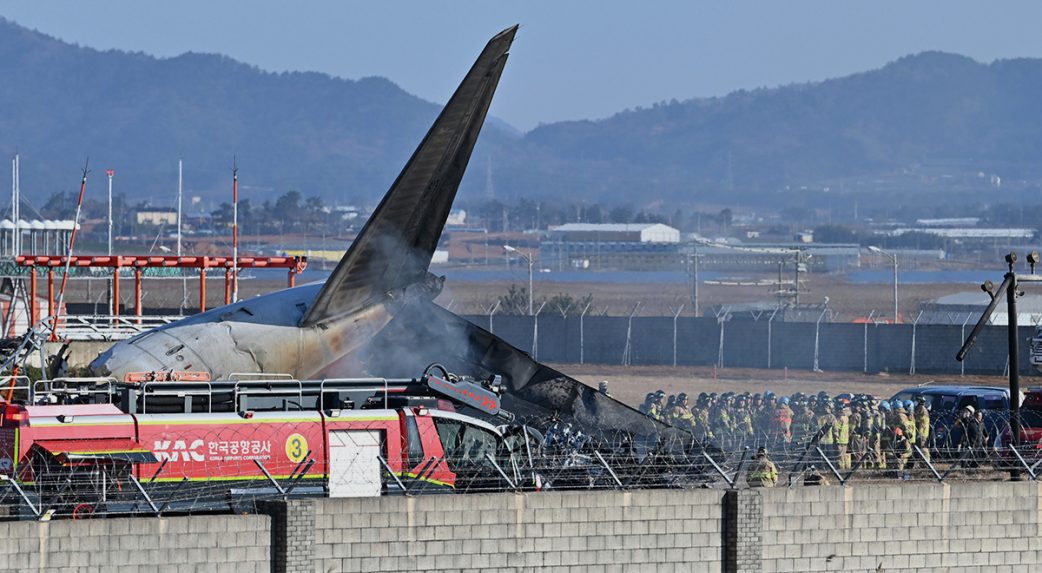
53 160 90 337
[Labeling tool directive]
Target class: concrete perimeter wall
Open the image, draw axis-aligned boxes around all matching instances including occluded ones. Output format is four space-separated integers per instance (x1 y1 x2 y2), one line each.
307 490 724 573
5 482 1042 572
755 481 1042 573
0 513 270 573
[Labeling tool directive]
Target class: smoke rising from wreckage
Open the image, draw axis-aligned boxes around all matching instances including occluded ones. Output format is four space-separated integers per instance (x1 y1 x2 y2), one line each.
87 26 709 475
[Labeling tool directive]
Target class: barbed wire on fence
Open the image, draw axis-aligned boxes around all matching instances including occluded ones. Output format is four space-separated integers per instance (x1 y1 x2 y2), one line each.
4 401 1042 522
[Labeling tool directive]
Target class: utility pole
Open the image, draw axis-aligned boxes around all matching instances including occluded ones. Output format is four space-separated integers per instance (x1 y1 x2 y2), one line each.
503 245 534 315
690 250 700 317
794 250 801 306
106 169 114 255
232 159 239 303
176 159 183 257
107 168 115 316
957 251 1041 480
11 154 19 255
869 246 898 323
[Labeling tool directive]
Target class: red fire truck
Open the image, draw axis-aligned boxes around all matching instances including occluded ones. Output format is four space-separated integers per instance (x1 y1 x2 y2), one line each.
0 366 523 518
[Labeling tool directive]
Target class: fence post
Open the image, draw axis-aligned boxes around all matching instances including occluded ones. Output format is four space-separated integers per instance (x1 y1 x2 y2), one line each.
621 302 641 366
671 304 685 367
960 312 972 376
486 301 500 333
716 306 731 369
909 310 924 375
812 302 829 373
863 310 876 374
767 307 779 369
532 301 546 360
579 303 591 365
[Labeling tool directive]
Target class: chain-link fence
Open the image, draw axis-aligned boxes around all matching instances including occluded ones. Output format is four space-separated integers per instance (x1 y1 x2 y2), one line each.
460 305 1041 376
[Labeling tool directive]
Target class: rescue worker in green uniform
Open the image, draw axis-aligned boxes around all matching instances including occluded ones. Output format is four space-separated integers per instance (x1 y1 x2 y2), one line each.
734 395 754 446
849 402 867 464
891 401 914 471
712 396 735 448
815 403 838 464
747 447 779 488
902 400 918 469
671 393 696 431
914 397 931 463
835 404 851 470
693 394 714 441
873 400 888 469
792 400 816 447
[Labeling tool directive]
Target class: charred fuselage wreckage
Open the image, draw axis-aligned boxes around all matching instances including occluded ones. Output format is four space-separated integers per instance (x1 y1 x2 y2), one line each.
89 27 711 485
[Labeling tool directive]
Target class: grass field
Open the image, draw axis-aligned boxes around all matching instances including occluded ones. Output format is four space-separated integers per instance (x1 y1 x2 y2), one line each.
50 270 978 320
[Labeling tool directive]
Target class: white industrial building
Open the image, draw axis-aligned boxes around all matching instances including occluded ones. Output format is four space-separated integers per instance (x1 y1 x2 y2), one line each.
539 223 682 271
919 292 1042 325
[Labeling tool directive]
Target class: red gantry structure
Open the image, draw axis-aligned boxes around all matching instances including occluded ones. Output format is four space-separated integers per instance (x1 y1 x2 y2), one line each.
16 255 308 333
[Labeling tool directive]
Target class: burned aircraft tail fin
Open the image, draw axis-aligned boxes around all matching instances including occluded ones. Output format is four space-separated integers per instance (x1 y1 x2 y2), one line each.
301 26 516 327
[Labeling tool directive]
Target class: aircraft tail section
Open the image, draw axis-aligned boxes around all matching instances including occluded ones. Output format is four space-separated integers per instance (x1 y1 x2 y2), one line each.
302 26 516 326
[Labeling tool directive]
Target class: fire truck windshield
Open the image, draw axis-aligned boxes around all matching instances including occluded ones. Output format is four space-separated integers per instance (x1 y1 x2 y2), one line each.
433 417 499 472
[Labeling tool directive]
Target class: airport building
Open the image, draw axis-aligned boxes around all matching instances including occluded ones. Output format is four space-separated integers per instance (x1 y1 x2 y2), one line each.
538 223 682 270
694 242 862 272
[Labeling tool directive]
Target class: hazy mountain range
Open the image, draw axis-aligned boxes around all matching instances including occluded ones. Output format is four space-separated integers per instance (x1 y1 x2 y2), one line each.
2 17 1041 215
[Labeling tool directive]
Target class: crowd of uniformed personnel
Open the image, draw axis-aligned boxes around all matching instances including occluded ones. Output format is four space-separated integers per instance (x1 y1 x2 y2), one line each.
634 389 938 479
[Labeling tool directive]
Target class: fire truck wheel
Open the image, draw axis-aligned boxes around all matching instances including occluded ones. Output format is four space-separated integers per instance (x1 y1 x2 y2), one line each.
71 503 95 520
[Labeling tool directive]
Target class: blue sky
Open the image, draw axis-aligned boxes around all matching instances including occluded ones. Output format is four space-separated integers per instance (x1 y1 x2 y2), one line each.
3 1 1042 130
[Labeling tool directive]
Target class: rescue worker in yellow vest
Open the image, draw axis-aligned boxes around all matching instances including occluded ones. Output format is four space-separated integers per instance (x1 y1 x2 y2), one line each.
793 400 816 446
670 393 696 431
652 391 667 421
892 401 914 471
873 401 890 469
834 405 852 470
901 400 918 468
849 402 867 462
815 403 838 463
734 396 755 444
711 399 735 448
693 394 714 441
747 447 778 488
914 397 931 463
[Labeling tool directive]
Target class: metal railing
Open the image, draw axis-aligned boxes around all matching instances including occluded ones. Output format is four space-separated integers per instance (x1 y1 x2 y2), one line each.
55 315 183 341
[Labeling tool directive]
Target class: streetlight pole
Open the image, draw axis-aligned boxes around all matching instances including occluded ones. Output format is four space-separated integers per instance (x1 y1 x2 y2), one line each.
106 169 114 256
504 245 534 315
869 246 898 324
